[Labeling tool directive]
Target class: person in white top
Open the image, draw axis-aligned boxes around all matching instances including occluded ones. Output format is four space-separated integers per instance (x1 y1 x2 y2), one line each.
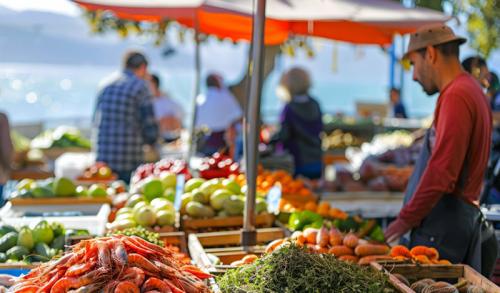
150 74 185 142
195 73 243 155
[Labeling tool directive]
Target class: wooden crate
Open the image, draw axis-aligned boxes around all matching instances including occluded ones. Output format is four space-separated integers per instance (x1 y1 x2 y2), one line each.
371 263 500 293
188 228 286 272
10 197 112 206
159 231 188 254
181 213 275 232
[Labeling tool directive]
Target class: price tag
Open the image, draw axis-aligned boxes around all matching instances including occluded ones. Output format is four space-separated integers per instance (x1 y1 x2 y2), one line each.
174 174 185 212
266 184 282 214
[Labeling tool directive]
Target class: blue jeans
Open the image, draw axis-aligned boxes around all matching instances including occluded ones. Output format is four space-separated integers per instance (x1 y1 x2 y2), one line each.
295 162 322 179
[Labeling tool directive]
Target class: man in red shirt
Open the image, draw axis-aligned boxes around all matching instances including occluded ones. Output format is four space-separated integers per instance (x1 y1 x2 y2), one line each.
385 24 497 276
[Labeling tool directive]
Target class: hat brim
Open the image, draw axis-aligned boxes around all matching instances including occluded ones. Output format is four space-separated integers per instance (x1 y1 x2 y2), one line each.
403 36 467 60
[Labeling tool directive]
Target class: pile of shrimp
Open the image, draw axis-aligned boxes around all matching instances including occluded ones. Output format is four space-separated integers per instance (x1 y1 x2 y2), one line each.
10 235 212 293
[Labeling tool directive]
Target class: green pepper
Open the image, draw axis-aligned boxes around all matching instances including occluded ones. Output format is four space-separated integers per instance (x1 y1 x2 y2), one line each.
369 226 385 243
50 222 65 237
288 210 323 231
32 220 54 245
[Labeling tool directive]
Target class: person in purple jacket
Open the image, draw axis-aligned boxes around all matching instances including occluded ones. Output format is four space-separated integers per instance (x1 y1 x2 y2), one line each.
271 67 324 179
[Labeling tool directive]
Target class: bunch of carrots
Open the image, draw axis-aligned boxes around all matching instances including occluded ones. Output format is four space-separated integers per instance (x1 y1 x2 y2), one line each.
390 245 451 265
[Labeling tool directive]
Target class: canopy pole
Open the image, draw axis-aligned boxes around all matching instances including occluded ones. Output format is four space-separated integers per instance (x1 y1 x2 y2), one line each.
188 17 201 162
242 0 266 249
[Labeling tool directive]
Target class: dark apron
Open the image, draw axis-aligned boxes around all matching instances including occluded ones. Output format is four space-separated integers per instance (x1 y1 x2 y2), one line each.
402 128 495 274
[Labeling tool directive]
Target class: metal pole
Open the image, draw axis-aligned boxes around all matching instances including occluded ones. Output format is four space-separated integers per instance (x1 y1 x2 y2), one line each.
242 0 266 249
188 18 201 162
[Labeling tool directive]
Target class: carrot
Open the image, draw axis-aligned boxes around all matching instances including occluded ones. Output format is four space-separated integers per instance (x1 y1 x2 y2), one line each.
409 245 429 257
314 245 329 254
303 228 318 245
242 254 258 264
390 245 413 258
414 255 431 264
338 255 359 263
328 245 354 256
343 233 359 248
358 255 393 265
316 226 330 248
329 228 343 246
354 244 390 257
265 239 285 254
230 260 245 267
427 247 439 260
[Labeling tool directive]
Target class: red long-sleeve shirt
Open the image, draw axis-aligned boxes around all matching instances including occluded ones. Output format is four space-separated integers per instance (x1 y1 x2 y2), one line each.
399 73 492 227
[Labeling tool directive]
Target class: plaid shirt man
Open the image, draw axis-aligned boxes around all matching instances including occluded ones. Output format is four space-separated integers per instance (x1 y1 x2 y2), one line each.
93 70 159 175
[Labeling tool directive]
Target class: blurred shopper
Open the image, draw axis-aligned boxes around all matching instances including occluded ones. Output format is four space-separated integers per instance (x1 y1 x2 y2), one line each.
93 51 159 183
462 55 490 91
0 112 13 206
389 87 408 118
195 73 242 156
149 73 184 143
488 72 500 110
384 24 497 276
271 67 323 179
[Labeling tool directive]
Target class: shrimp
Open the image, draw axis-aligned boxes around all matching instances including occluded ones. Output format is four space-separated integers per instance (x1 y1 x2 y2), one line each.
38 270 64 292
51 267 110 293
127 254 160 274
97 241 112 270
114 280 140 293
109 239 128 268
121 237 159 256
163 279 185 293
65 262 95 277
101 280 120 293
180 265 212 279
12 285 40 293
141 278 172 293
119 267 145 287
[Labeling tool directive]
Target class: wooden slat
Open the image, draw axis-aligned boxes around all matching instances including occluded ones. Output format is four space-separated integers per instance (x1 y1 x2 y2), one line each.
188 234 215 272
181 213 275 230
10 197 112 206
463 265 500 293
384 264 464 280
373 263 500 293
370 262 414 293
195 227 285 247
158 231 187 254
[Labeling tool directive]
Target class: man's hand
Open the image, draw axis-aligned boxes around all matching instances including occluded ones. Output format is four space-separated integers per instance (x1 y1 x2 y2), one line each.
384 217 412 244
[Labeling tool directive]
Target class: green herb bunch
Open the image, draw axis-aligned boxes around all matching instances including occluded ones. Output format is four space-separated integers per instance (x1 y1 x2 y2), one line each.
217 244 389 293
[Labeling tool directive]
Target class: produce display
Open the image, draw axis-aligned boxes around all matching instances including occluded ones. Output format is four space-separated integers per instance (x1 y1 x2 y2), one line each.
390 245 451 265
197 152 240 179
265 226 390 265
322 129 364 150
181 177 267 218
333 130 419 192
286 210 385 243
131 158 191 185
9 235 211 292
0 221 89 264
10 177 123 199
108 196 176 231
279 199 348 219
30 126 91 150
76 162 116 181
217 244 390 293
107 227 191 265
232 168 313 197
394 275 485 293
107 226 163 246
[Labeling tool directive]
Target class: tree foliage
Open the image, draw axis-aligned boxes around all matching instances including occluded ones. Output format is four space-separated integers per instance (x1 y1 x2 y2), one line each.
404 0 500 58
